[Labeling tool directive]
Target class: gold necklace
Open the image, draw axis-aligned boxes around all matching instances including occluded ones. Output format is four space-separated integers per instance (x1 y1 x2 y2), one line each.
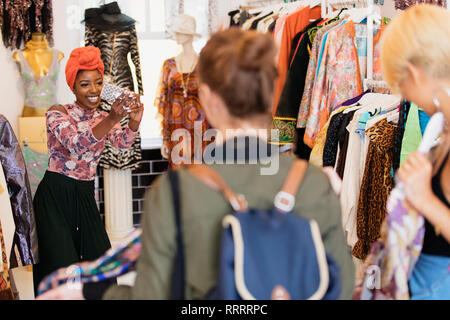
178 57 196 99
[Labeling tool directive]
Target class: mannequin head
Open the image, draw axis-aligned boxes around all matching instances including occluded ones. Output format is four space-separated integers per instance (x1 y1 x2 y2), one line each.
175 32 194 46
169 14 201 44
197 28 277 131
382 5 450 120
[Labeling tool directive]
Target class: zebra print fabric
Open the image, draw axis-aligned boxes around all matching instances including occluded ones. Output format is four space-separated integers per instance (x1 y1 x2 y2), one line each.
85 24 143 170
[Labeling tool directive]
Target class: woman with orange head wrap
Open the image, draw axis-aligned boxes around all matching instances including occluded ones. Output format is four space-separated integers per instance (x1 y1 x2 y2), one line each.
32 46 144 296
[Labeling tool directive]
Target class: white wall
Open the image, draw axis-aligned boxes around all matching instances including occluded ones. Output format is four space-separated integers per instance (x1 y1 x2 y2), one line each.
377 1 402 18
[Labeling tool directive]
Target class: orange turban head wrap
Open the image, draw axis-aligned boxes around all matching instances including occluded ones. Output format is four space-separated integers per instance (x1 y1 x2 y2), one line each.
65 46 104 91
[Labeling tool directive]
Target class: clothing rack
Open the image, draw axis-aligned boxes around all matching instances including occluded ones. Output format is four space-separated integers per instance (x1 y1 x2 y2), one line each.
363 79 389 92
242 0 317 14
242 0 283 9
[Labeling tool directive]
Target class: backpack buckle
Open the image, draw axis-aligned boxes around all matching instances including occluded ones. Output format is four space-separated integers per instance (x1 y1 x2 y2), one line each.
230 194 248 212
274 191 295 213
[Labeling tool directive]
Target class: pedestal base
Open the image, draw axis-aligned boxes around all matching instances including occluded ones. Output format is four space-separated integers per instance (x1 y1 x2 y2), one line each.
103 168 134 244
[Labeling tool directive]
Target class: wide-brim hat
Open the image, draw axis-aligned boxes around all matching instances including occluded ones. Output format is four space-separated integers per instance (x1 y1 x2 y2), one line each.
167 14 202 38
83 1 136 31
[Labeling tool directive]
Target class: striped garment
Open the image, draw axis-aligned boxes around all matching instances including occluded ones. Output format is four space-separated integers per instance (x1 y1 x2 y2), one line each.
85 24 143 170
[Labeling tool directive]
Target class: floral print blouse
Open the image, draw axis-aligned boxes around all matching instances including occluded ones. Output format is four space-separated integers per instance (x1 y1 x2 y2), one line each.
46 103 137 181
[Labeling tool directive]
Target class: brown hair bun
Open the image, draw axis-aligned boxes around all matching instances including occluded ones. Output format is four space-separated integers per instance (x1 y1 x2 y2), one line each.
198 28 278 118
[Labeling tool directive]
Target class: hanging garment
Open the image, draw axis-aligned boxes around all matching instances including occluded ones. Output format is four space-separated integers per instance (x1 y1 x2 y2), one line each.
84 23 143 170
334 111 357 179
1 0 54 50
394 0 447 10
303 21 363 148
155 58 209 169
272 6 322 116
273 19 321 145
353 119 397 260
0 163 15 271
1 171 15 300
22 143 48 198
323 113 348 168
0 114 38 268
392 101 410 174
310 90 370 167
0 218 14 300
340 94 400 248
372 22 387 82
250 11 273 30
228 10 240 27
400 103 431 165
310 105 349 167
324 111 356 176
297 20 340 129
17 50 59 109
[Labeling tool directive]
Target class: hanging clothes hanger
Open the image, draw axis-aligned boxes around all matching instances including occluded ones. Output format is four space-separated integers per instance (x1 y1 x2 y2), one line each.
338 1 381 24
308 0 322 8
386 109 400 123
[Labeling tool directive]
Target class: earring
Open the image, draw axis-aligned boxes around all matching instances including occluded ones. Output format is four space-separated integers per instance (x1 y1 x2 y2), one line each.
433 95 441 110
433 87 450 111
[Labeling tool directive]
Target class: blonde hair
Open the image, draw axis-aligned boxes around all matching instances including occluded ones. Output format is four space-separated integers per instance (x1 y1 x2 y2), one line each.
381 4 450 93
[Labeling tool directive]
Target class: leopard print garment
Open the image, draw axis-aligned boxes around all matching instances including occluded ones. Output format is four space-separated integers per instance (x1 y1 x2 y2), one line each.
352 119 398 260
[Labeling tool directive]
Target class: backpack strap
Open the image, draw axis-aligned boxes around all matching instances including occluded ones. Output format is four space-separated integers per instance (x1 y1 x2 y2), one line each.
185 164 248 212
167 170 185 300
274 159 308 213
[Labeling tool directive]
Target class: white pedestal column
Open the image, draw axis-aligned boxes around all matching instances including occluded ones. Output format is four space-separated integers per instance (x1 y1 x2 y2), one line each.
103 168 134 246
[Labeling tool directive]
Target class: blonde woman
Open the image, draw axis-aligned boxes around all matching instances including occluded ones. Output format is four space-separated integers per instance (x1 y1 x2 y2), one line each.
381 4 450 299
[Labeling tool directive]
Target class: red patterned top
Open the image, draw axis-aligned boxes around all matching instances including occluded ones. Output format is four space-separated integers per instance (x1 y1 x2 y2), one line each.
46 103 137 181
155 58 210 168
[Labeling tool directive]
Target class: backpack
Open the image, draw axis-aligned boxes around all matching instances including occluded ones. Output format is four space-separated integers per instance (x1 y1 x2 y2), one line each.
168 159 341 300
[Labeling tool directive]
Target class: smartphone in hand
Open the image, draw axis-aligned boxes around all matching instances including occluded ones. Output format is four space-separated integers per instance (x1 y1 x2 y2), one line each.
100 83 139 113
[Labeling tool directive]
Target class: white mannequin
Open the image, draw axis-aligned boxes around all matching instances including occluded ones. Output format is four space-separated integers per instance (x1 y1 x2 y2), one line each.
161 31 199 159
174 32 199 74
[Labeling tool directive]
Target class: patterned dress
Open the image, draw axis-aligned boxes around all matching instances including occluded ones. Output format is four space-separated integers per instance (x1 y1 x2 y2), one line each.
155 58 209 168
85 24 143 170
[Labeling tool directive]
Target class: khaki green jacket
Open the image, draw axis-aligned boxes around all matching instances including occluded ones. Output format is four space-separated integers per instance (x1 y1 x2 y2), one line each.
104 154 355 300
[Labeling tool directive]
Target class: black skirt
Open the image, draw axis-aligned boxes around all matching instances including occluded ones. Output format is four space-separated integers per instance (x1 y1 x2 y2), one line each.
32 171 111 295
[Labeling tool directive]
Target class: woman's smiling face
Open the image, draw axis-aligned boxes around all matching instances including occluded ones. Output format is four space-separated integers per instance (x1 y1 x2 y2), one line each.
73 69 103 110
